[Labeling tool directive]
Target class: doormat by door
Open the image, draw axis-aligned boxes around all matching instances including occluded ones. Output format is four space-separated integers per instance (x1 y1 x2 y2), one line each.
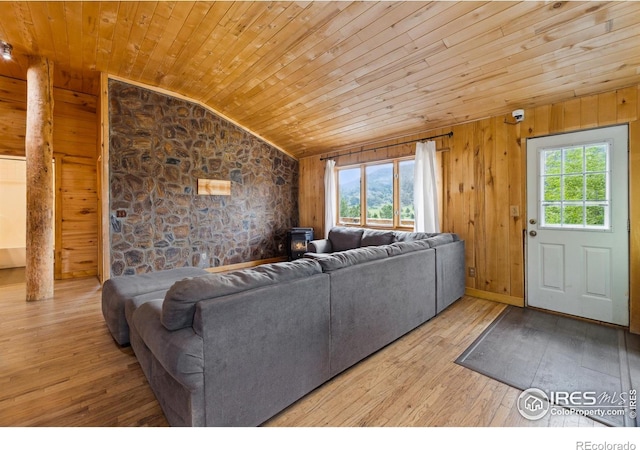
455 306 639 427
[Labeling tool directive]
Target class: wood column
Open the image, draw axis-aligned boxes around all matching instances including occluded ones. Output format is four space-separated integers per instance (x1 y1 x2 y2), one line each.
25 56 54 301
98 72 110 283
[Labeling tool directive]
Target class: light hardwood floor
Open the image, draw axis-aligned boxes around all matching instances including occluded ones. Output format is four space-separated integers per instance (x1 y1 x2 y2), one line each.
0 276 602 427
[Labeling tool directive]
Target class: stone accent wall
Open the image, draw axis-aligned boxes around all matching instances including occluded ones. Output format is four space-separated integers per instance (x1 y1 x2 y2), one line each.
109 80 298 276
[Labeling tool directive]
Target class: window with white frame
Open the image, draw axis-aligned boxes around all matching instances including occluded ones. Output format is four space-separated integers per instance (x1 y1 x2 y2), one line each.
539 141 611 230
337 157 415 229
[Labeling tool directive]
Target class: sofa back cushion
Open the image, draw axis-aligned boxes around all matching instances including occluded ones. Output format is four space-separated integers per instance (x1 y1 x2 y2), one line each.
392 231 434 242
425 234 455 247
361 229 395 247
161 259 322 331
393 231 460 244
313 246 388 273
328 227 364 252
384 239 432 256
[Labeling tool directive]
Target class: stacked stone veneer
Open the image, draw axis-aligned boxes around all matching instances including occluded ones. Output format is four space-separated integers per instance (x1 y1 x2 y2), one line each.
109 80 298 276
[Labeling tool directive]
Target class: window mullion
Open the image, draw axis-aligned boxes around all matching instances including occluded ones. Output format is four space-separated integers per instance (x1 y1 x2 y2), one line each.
360 165 366 226
335 167 340 224
393 160 399 228
582 145 587 226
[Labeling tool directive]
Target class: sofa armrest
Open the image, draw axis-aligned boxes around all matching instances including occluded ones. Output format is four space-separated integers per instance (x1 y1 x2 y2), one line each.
102 267 208 345
308 239 333 253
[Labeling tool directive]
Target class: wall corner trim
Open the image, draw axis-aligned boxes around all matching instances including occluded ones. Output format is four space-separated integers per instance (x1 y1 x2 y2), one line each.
98 72 110 283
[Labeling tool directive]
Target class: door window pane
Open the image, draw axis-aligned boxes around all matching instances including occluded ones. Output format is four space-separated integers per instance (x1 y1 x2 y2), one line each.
544 176 561 201
544 150 562 175
563 147 584 173
586 205 606 226
563 205 583 225
586 173 606 201
539 141 610 230
543 205 561 225
563 175 583 201
585 145 606 172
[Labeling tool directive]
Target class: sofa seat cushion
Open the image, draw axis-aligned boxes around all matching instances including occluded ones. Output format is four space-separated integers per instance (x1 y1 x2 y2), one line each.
361 229 395 247
328 227 364 252
312 246 389 273
162 259 323 331
124 289 168 327
131 300 204 391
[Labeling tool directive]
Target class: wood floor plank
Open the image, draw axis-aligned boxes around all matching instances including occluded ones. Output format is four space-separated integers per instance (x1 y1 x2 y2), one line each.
0 277 603 427
0 277 168 426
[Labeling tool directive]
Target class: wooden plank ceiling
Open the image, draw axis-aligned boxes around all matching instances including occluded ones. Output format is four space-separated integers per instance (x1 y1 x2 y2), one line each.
1 1 639 158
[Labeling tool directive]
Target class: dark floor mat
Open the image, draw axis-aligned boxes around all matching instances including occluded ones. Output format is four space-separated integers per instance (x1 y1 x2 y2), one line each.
456 306 639 427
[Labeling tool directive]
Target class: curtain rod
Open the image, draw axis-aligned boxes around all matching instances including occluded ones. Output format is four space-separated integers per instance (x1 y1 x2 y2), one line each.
319 131 453 161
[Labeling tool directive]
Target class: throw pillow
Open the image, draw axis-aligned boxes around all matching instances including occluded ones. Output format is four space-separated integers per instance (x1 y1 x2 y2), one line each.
328 227 364 252
361 229 395 247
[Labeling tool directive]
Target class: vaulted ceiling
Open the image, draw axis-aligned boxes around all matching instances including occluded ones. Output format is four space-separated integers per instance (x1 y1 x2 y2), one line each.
1 1 639 158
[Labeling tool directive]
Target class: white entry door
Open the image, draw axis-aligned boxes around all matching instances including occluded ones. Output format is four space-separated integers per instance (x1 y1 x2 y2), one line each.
526 125 629 326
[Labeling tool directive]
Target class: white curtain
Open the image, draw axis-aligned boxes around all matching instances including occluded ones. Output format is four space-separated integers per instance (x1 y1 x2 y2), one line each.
414 140 440 233
324 159 336 238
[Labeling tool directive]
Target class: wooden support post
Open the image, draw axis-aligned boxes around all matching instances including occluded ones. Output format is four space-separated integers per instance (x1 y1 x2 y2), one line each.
98 72 110 283
25 56 54 301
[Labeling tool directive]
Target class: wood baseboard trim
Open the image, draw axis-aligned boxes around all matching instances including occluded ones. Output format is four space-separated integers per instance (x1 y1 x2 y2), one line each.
205 257 288 274
58 270 98 280
465 287 524 307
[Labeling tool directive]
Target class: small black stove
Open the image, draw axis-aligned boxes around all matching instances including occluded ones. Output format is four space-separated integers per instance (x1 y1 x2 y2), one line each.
286 227 314 260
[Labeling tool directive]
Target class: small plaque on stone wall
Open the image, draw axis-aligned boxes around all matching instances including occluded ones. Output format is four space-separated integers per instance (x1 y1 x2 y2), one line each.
197 179 231 196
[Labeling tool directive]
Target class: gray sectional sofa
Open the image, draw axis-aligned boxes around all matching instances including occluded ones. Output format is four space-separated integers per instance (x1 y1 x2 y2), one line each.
307 227 466 316
101 226 465 426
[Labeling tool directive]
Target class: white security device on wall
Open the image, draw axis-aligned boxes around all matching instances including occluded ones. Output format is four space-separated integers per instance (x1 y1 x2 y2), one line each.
512 109 525 123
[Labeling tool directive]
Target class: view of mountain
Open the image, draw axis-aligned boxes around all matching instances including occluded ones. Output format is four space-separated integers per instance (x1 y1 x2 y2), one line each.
338 163 415 220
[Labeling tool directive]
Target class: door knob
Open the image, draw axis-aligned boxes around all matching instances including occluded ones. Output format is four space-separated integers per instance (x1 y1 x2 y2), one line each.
529 219 537 225
529 230 537 237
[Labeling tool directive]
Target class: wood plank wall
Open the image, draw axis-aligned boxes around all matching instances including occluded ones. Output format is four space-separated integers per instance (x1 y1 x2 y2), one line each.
0 75 98 279
299 84 640 333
